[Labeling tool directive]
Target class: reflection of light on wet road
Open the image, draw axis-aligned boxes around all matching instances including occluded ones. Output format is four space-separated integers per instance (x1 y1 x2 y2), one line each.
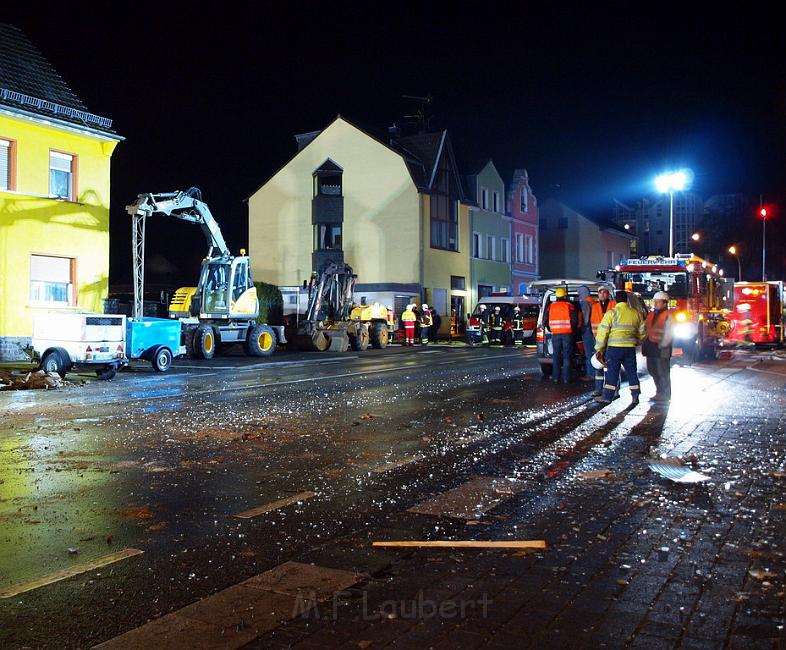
129 387 184 399
141 401 183 414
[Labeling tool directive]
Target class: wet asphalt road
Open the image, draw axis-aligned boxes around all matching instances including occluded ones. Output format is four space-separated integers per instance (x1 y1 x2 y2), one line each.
0 343 674 647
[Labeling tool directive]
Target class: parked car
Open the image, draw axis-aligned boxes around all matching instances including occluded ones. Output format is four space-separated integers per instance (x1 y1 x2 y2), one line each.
531 278 615 378
466 295 540 345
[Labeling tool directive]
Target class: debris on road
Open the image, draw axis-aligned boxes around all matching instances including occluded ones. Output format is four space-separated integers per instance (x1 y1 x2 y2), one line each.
0 369 64 391
648 457 711 483
371 540 547 550
577 469 613 480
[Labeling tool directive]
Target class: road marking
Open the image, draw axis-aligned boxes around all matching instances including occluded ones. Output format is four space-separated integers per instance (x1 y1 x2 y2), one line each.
233 491 317 519
0 548 143 599
371 455 423 473
93 561 362 649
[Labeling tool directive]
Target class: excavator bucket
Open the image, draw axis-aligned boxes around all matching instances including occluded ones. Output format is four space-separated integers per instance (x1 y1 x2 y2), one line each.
294 330 330 352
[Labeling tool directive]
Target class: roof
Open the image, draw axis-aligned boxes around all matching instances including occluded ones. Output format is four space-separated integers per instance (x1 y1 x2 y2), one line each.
0 23 116 135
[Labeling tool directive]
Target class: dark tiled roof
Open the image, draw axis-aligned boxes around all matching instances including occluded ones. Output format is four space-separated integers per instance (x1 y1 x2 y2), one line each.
391 132 445 190
0 23 115 133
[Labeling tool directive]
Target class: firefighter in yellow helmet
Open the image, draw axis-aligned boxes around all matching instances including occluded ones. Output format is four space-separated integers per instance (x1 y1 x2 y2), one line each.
544 286 578 383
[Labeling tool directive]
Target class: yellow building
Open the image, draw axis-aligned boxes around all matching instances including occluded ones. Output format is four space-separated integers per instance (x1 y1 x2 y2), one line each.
0 23 122 359
247 117 471 336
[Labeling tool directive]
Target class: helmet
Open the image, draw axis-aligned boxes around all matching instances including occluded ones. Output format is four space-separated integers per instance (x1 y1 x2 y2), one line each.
422 304 428 309
555 287 567 298
590 352 606 370
653 291 669 301
514 306 520 311
494 306 501 311
479 304 487 310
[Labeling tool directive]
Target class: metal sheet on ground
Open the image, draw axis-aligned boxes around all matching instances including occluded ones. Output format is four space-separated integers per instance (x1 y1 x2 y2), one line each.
408 477 525 520
233 492 317 519
242 561 361 600
0 548 144 599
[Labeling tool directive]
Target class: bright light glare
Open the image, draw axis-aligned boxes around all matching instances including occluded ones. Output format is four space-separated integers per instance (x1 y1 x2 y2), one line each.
728 245 737 255
673 323 695 339
691 232 700 241
655 169 692 193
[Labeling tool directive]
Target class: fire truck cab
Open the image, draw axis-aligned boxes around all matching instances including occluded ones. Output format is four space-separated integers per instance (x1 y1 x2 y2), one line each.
600 254 733 363
727 281 785 347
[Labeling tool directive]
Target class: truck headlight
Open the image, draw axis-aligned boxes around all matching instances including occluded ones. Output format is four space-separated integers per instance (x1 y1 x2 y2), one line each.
673 323 695 339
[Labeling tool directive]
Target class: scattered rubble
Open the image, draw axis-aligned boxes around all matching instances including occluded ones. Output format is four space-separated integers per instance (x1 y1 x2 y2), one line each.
0 369 65 391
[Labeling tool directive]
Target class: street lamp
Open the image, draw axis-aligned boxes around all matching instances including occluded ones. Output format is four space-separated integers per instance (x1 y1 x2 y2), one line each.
728 245 742 281
655 169 692 257
759 207 768 281
691 232 700 242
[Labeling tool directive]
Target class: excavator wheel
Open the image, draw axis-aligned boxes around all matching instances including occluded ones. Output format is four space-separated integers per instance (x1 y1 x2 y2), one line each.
245 324 276 357
349 325 370 351
194 325 216 360
370 322 389 349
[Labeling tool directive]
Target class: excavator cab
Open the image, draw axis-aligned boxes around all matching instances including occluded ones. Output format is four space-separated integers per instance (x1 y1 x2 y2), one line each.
177 257 258 320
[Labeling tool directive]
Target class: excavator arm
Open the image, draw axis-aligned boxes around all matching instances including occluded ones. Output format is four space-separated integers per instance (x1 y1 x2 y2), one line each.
302 262 357 332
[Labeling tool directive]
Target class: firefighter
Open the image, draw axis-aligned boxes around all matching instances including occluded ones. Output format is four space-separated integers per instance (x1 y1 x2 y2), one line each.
490 306 504 345
544 287 578 383
578 286 596 380
401 303 417 346
588 286 617 396
594 290 646 405
420 303 433 345
643 291 673 403
477 304 490 345
512 306 525 346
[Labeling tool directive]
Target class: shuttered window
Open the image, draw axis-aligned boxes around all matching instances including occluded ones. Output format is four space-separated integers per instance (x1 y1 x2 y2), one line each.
30 255 74 305
0 138 12 191
50 151 74 200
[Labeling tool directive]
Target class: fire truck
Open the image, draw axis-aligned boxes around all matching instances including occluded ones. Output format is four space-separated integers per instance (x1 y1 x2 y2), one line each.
727 281 785 347
600 254 733 363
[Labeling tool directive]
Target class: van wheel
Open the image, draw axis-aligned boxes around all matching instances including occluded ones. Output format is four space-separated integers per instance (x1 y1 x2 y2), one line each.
41 349 67 379
95 365 118 380
151 346 173 372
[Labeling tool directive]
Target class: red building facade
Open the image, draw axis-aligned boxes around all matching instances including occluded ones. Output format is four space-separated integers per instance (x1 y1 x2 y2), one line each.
507 169 539 294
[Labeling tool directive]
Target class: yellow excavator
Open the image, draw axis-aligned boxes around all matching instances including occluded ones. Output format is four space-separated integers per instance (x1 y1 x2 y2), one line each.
294 262 392 352
126 188 285 359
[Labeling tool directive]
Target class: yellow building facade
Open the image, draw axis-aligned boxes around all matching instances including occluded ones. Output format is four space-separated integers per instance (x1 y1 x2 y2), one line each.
0 23 121 359
248 117 470 336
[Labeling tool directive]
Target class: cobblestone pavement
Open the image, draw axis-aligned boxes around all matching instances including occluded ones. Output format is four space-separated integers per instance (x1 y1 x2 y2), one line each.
248 355 786 649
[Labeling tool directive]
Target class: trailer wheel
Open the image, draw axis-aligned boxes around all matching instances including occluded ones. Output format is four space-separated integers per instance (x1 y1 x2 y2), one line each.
41 349 68 379
194 325 216 360
151 346 173 372
245 324 276 357
95 365 118 380
350 325 370 351
370 322 388 349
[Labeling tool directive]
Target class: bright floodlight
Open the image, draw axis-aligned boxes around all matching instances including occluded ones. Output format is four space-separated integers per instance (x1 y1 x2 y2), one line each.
728 245 737 255
655 169 692 193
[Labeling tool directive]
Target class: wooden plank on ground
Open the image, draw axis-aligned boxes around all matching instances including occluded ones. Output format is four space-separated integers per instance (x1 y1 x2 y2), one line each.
0 548 143 599
372 540 547 550
233 491 316 519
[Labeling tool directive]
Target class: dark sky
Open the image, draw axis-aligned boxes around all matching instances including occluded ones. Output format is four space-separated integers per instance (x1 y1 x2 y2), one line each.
5 4 786 286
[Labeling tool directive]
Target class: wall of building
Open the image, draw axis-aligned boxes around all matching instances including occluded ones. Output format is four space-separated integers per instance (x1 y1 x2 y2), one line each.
248 118 421 288
0 113 117 359
508 169 539 294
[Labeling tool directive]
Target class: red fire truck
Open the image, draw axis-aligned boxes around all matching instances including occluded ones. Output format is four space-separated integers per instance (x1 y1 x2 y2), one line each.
601 254 733 363
727 281 785 347
466 295 540 345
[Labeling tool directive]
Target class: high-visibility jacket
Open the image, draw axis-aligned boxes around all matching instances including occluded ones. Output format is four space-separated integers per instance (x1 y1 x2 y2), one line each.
645 309 671 344
402 308 416 323
420 309 433 327
590 299 617 336
594 302 645 350
512 314 524 330
491 313 504 329
546 300 576 335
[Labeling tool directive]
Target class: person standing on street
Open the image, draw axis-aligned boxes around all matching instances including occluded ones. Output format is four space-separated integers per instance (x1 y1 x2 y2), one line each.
401 303 416 346
593 290 646 406
420 303 433 345
544 287 578 384
512 306 525 346
589 286 616 396
578 286 596 381
643 291 674 403
477 304 490 345
490 306 504 345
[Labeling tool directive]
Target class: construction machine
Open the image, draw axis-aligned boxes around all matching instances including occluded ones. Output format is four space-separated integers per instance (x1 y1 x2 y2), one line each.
126 188 284 359
294 262 392 352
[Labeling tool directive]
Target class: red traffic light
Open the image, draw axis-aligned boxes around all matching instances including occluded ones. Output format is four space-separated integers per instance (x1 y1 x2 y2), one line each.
760 207 768 219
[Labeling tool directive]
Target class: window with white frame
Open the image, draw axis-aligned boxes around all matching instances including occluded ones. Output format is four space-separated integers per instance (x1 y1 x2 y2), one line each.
525 234 534 264
481 188 488 210
49 151 75 200
472 232 482 258
520 187 528 213
30 254 74 305
516 233 524 263
493 191 500 213
486 235 495 260
500 237 509 263
1 138 12 190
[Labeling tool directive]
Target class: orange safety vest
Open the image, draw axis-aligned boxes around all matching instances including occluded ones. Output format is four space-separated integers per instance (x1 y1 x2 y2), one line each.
590 300 617 335
645 310 670 343
548 301 575 335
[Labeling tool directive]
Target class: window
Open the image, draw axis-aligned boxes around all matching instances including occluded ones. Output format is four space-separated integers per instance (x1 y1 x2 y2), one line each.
430 155 459 251
478 284 493 298
472 232 482 258
30 255 74 305
313 160 343 196
500 238 509 263
314 224 342 250
516 234 524 263
486 235 495 260
1 138 15 191
525 234 534 264
50 151 75 200
451 276 466 291
520 187 528 213
481 188 488 210
493 191 500 213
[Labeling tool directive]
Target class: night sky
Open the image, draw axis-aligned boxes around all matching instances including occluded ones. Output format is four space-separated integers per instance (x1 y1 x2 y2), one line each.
5 4 785 286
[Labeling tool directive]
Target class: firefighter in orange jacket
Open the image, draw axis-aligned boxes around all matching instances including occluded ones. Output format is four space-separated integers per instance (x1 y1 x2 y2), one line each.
643 291 673 402
543 287 579 383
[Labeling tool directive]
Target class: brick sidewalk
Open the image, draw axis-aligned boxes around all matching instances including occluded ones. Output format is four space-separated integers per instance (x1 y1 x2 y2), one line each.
248 357 786 649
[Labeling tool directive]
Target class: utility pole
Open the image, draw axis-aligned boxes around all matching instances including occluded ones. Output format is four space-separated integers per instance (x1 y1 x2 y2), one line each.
760 195 766 281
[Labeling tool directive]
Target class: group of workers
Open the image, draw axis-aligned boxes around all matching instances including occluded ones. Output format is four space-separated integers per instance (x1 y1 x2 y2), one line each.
544 285 674 406
476 304 528 345
400 303 434 346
